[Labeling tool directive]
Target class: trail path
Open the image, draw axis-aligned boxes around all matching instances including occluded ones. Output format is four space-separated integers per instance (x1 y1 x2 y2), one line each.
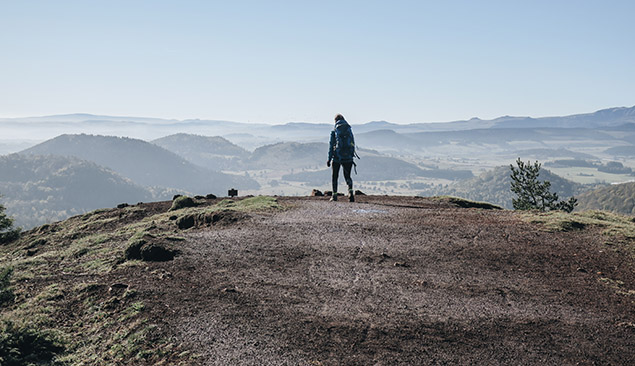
139 196 634 365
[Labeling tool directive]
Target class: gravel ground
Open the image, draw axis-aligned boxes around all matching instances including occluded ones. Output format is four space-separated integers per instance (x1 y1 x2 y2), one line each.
134 196 634 365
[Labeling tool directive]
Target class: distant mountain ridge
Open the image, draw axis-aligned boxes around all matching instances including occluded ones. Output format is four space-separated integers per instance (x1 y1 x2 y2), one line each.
403 105 635 131
2 105 634 136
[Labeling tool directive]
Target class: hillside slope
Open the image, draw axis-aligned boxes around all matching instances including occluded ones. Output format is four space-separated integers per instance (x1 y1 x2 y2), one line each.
1 196 633 364
151 133 249 171
244 141 328 170
420 165 585 209
576 182 635 214
282 155 473 184
0 154 156 228
21 134 259 193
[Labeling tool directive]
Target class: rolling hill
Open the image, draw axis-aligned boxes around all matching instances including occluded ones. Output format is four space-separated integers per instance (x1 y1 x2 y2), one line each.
419 165 585 209
352 125 629 156
151 133 249 171
244 142 329 170
0 154 157 228
604 145 635 157
355 129 425 151
576 182 635 214
282 155 473 184
20 134 259 194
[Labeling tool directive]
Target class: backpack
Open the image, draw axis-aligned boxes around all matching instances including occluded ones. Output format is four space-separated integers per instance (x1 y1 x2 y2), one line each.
334 122 356 162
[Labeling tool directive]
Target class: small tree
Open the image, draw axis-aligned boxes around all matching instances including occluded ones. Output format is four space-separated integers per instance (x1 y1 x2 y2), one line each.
0 197 21 244
510 158 577 213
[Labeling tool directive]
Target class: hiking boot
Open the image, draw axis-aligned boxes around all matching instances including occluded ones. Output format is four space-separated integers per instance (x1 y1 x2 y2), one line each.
330 194 338 202
348 189 355 202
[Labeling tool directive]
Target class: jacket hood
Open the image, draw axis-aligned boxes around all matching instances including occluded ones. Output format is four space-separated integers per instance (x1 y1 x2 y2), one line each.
335 119 349 129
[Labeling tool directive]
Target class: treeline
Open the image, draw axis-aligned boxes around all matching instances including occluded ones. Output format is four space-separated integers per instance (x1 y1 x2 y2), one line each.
546 159 635 175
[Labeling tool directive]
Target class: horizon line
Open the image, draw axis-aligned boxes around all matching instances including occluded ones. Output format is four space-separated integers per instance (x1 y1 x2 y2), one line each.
0 104 633 126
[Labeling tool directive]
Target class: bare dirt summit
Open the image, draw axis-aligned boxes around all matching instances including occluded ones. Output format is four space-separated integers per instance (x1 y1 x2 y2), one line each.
2 195 634 365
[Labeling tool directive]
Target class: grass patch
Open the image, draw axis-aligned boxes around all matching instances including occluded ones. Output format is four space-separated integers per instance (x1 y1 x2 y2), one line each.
81 208 111 221
523 210 635 252
34 284 64 303
0 267 14 306
119 301 145 322
169 196 197 211
1 277 68 364
220 195 280 211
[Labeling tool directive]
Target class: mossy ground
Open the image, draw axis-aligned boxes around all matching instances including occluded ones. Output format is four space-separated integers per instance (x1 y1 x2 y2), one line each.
521 210 635 301
0 195 280 364
523 209 635 253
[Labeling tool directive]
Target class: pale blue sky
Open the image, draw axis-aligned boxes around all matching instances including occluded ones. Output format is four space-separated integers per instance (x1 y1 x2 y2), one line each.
1 0 634 124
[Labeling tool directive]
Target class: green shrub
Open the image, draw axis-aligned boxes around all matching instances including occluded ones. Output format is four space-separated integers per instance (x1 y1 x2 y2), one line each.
0 200 21 244
0 320 65 365
169 196 197 211
0 267 14 307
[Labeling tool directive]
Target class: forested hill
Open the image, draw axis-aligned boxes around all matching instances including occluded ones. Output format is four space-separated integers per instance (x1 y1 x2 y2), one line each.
576 182 635 215
0 154 156 228
152 134 249 171
20 134 259 194
419 165 585 209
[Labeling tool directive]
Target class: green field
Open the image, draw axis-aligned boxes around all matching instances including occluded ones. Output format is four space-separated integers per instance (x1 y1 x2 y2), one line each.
547 166 634 185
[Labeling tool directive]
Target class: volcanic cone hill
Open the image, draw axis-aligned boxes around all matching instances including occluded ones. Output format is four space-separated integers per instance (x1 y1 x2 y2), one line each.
0 153 155 229
152 134 250 171
21 134 259 194
0 195 633 365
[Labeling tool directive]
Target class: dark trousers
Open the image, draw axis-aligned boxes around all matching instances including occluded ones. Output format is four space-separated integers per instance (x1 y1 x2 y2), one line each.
332 161 353 193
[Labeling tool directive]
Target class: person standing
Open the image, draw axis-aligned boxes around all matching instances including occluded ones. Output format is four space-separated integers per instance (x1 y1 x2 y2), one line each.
327 114 356 202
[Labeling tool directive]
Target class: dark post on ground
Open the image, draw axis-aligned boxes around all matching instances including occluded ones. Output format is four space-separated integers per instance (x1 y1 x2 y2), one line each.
228 188 238 197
